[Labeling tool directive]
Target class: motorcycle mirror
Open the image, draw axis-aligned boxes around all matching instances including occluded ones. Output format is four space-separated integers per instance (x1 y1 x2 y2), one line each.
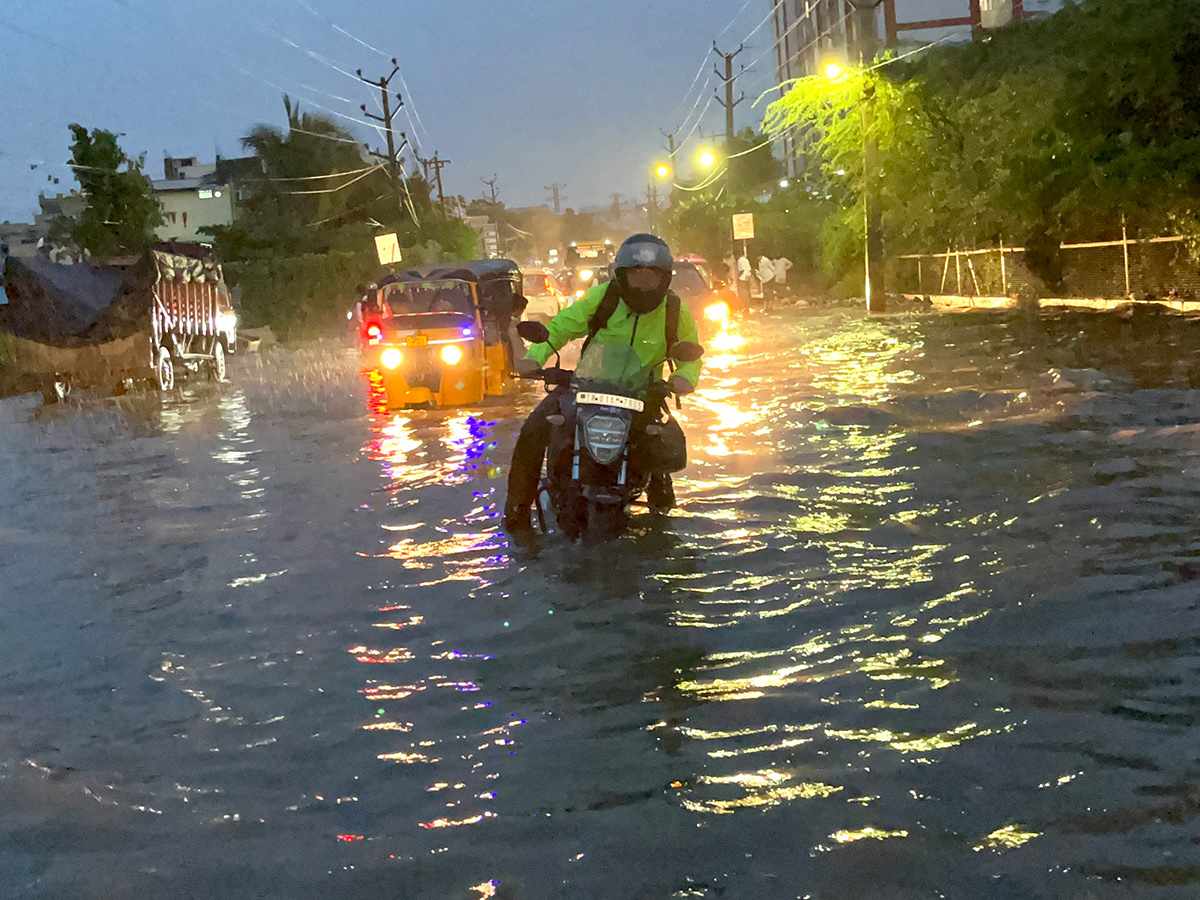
668 341 704 363
517 321 551 344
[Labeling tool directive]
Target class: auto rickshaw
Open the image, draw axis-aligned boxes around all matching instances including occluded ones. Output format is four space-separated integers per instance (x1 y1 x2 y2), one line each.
373 260 521 408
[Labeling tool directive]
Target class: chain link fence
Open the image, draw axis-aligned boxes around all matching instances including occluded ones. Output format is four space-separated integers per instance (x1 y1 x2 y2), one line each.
891 234 1200 304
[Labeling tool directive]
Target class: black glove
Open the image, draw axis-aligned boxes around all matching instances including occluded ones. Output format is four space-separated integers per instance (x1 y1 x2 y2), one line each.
668 374 695 395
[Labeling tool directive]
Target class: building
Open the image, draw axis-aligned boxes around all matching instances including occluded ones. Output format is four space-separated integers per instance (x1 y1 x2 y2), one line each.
152 155 261 243
0 221 40 264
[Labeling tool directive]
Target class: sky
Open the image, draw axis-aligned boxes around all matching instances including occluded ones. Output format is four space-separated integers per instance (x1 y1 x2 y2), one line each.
0 0 1050 224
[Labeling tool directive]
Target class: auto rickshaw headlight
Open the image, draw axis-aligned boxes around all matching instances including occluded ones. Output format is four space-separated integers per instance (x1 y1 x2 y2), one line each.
381 348 403 369
440 344 463 365
704 301 730 323
579 268 594 282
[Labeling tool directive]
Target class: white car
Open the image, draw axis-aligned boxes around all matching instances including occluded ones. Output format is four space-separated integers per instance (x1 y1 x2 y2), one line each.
521 269 568 323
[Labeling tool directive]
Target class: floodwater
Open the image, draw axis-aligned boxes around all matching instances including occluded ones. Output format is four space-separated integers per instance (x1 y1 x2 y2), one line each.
3 307 1200 899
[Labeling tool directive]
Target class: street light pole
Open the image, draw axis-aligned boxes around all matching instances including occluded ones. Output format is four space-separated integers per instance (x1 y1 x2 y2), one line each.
850 0 886 312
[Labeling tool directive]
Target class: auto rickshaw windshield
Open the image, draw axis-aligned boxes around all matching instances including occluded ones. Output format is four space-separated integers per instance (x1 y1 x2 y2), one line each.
383 281 475 318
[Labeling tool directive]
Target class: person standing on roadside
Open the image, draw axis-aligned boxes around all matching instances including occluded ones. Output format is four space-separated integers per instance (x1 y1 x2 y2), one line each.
773 254 794 303
757 255 776 309
736 250 753 309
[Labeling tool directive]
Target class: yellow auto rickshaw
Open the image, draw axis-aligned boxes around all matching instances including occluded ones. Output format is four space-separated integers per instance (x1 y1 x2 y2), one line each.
373 260 520 408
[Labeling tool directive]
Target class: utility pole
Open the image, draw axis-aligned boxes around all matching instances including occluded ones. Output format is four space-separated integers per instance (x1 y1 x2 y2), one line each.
482 174 499 204
849 0 885 312
545 183 564 215
712 43 746 143
419 153 450 213
357 60 407 217
647 183 658 232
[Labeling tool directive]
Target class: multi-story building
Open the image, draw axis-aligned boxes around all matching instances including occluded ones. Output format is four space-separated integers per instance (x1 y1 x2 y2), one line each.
152 155 261 243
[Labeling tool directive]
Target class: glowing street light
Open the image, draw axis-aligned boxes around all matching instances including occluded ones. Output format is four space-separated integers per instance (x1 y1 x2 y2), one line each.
654 162 672 179
824 62 844 81
697 149 717 169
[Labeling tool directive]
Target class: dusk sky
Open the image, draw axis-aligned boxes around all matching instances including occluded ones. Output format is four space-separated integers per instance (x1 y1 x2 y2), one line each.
2 0 1015 223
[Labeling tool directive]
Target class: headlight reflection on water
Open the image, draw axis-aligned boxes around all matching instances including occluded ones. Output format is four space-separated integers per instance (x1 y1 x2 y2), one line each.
658 315 1012 828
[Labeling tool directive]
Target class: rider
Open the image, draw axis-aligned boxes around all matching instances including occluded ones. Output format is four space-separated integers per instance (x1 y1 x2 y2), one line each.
504 233 703 530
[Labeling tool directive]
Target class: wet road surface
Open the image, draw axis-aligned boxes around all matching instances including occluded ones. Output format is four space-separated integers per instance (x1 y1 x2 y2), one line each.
3 307 1200 898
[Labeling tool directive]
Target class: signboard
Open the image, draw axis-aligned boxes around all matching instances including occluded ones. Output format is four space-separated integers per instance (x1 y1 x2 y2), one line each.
481 223 500 258
732 212 755 241
980 0 1013 28
374 232 402 266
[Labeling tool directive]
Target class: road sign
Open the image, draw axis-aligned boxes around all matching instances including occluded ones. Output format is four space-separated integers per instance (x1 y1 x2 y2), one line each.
732 212 755 241
374 232 402 266
481 223 500 258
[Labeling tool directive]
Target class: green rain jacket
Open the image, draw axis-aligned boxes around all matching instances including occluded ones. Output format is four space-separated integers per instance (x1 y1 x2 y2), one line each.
524 282 703 389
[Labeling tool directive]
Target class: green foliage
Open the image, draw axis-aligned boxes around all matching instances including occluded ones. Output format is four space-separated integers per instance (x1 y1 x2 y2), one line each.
725 127 784 195
224 251 378 340
763 0 1200 292
64 125 162 260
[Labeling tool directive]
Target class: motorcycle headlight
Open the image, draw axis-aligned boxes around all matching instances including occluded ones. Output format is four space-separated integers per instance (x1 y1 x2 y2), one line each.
704 300 729 323
440 344 463 365
218 310 238 332
581 414 629 465
381 348 403 369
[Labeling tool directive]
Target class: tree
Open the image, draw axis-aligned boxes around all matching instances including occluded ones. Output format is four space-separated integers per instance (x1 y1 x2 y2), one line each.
725 127 784 195
763 0 1200 293
64 125 162 260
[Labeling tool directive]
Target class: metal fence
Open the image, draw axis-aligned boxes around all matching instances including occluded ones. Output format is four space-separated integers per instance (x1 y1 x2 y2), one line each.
891 234 1200 302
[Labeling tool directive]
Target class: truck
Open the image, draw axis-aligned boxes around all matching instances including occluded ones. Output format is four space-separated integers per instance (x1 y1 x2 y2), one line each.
0 242 237 398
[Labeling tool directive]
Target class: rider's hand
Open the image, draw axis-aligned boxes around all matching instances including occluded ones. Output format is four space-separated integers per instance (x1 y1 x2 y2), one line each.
668 374 695 395
515 357 541 376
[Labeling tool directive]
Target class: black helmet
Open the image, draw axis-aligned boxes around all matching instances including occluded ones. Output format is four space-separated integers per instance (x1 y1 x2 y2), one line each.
614 233 673 314
614 233 673 272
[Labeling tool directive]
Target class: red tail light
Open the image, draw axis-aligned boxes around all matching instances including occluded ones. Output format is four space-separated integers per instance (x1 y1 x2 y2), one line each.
366 324 382 342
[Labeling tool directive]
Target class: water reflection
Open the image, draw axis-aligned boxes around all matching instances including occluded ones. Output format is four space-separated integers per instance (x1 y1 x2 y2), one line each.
12 311 1200 895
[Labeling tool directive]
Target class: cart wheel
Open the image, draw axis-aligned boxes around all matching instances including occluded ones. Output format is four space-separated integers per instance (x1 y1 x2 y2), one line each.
155 348 175 392
210 342 227 382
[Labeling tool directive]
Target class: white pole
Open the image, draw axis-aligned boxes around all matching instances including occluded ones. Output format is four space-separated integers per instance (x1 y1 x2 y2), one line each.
999 239 1008 297
1121 214 1131 297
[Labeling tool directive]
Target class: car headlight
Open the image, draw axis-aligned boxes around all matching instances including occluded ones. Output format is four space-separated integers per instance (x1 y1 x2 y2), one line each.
578 268 594 282
440 344 463 365
704 301 730 323
581 414 629 465
381 348 403 369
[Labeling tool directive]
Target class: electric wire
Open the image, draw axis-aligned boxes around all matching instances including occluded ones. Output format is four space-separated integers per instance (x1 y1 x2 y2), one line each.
277 163 384 195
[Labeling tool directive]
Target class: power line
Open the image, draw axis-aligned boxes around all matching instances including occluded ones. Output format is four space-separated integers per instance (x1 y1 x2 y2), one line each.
277 164 386 195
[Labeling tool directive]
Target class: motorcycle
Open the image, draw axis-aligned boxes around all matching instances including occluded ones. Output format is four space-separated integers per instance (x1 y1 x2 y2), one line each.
515 321 703 542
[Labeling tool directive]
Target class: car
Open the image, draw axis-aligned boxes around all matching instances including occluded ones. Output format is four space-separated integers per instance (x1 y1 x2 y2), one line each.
671 258 742 340
521 268 568 323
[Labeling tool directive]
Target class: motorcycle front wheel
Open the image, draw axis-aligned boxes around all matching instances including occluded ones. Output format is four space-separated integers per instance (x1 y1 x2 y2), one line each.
583 501 628 544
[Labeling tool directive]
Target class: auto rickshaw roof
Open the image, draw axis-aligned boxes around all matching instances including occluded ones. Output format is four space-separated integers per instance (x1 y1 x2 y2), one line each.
379 259 521 287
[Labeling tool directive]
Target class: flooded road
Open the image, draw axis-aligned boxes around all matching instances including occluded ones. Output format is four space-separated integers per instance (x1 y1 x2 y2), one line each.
3 307 1200 899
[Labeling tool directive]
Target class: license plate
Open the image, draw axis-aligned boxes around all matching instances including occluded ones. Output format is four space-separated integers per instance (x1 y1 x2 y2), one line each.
405 334 428 347
576 391 644 412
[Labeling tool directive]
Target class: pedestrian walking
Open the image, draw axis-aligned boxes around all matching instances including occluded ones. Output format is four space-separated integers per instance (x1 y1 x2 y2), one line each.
773 255 794 303
757 255 776 309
